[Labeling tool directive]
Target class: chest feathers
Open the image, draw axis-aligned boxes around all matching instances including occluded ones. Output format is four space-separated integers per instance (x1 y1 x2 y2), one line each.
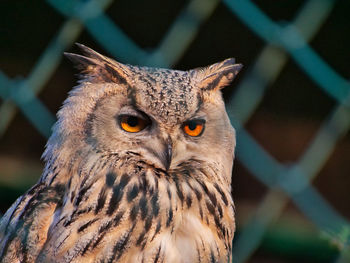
0 158 235 263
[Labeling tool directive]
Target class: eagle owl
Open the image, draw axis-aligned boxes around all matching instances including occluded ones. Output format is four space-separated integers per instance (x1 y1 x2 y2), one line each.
0 44 242 263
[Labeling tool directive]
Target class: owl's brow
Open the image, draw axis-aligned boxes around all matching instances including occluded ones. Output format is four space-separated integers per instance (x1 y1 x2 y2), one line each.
194 92 203 115
126 86 137 106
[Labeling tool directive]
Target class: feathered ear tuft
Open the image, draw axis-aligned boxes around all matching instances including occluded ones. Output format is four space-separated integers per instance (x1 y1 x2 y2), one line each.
192 58 242 91
64 43 131 85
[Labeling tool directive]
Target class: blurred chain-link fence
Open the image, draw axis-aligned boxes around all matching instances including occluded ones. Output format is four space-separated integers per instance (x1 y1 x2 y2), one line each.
1 0 349 262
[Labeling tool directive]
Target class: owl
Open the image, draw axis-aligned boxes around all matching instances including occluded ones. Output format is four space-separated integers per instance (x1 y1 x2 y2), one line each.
0 44 242 263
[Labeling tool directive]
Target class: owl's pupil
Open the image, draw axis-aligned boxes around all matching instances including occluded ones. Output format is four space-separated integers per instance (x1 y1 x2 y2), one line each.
127 116 139 127
188 121 197 130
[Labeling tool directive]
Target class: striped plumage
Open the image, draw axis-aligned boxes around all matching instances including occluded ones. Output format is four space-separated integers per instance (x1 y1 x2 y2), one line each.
0 44 242 263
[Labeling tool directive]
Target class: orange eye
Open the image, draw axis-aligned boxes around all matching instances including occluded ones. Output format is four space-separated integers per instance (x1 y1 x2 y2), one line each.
183 120 205 137
120 115 148 133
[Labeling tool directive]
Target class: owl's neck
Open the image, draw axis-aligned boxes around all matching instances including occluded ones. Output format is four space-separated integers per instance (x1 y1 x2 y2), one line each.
41 151 235 262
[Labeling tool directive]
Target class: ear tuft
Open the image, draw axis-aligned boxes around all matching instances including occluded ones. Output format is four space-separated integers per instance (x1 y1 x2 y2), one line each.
64 43 131 85
192 58 242 91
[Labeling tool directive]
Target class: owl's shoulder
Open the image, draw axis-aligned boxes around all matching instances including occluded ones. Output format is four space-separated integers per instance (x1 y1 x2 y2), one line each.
0 181 64 262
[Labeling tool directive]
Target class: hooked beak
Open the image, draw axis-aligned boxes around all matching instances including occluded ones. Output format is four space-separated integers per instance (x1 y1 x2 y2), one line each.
144 136 173 171
163 142 172 171
155 137 173 171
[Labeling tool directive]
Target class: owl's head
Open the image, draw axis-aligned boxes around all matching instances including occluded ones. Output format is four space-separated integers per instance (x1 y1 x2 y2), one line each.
44 44 241 183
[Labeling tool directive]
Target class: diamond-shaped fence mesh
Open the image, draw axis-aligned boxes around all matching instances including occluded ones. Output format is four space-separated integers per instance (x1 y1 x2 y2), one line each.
1 0 349 262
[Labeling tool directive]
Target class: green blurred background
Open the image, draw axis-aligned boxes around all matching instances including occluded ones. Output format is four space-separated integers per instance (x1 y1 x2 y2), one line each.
0 0 350 262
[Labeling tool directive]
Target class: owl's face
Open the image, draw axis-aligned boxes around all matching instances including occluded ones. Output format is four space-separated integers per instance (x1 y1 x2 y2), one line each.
47 45 241 183
88 70 235 175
